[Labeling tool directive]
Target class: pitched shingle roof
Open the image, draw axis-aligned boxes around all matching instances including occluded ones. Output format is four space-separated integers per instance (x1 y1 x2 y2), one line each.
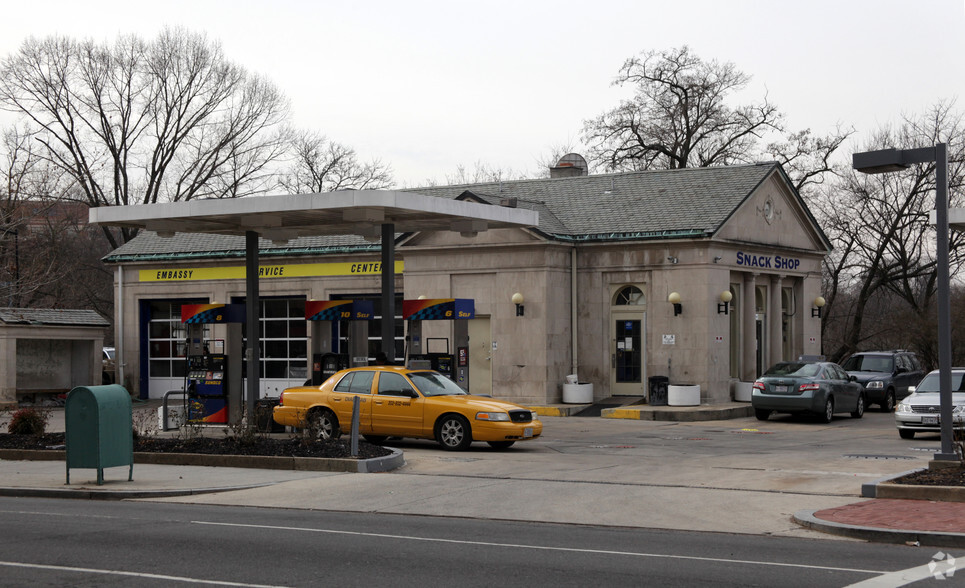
0 308 110 327
103 162 794 262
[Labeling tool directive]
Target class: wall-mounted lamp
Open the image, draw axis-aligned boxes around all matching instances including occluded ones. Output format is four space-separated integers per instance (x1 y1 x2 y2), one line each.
811 296 826 318
668 291 682 316
512 292 525 317
717 290 733 314
667 256 678 264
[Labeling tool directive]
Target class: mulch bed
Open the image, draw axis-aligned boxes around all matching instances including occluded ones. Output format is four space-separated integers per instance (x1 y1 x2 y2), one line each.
0 432 391 460
891 466 965 487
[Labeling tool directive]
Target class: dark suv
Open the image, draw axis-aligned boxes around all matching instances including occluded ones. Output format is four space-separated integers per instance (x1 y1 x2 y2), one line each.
841 350 924 412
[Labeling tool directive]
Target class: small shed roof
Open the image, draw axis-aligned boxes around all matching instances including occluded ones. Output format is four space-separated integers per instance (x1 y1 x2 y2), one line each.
0 308 110 328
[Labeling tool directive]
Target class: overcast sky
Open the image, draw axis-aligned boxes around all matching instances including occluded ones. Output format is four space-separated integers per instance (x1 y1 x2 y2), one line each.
1 0 963 187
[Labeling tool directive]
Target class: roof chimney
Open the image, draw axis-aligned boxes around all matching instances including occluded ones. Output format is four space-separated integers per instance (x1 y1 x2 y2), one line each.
550 153 589 179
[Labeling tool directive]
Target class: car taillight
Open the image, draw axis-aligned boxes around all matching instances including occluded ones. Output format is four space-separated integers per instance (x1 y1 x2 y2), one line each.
278 391 284 406
753 381 765 391
799 383 820 391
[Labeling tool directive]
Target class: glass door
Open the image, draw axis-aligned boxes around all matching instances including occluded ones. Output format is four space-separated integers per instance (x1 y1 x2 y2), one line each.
611 312 646 395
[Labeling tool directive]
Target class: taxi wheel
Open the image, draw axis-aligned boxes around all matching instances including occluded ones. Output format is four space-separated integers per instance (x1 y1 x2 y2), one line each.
436 414 472 451
487 441 515 449
308 409 340 441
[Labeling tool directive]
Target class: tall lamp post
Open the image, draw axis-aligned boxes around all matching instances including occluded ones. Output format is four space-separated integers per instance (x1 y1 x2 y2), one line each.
853 144 957 462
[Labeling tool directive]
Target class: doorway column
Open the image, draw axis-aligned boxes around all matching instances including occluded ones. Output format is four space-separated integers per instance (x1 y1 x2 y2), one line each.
742 273 757 382
769 275 783 367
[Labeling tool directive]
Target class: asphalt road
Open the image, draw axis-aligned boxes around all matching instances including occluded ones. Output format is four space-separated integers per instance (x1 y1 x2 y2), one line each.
0 497 954 587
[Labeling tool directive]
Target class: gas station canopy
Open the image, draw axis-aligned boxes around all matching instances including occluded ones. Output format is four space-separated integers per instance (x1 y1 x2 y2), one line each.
89 189 539 240
89 189 538 425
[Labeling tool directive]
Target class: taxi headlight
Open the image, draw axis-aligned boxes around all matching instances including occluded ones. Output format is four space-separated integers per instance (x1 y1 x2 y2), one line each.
476 412 510 422
531 411 539 421
897 402 912 414
866 381 884 389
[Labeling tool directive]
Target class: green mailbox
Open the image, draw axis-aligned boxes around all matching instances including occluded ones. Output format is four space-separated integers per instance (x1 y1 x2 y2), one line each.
65 385 134 485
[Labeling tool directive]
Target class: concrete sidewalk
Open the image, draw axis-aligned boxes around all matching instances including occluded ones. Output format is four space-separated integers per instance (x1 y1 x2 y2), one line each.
2 448 964 547
2 402 962 547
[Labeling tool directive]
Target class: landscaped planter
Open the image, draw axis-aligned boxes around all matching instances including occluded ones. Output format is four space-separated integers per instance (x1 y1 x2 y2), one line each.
562 382 594 403
734 381 753 402
668 385 700 406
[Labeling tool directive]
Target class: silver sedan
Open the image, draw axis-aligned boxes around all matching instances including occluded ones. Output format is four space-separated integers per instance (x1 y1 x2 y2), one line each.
894 368 965 439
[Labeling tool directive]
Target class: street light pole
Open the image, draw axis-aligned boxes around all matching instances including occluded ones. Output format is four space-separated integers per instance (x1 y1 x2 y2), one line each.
933 143 955 461
853 144 957 462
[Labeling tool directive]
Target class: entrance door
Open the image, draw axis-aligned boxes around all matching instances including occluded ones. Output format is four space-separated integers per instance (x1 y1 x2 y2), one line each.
467 317 492 397
611 312 646 396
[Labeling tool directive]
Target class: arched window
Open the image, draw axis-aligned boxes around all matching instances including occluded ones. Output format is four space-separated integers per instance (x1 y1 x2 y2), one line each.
614 286 645 306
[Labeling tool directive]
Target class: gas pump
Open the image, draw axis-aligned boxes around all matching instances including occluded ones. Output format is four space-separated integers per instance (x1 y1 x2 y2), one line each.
423 338 455 378
181 304 245 425
306 299 374 384
403 298 474 389
185 347 229 424
311 352 348 385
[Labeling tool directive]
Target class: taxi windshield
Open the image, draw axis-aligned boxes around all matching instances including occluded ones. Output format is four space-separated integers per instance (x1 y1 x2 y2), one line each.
408 371 467 397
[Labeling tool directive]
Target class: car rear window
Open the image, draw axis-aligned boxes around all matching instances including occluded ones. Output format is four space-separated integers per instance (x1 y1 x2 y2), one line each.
764 363 821 378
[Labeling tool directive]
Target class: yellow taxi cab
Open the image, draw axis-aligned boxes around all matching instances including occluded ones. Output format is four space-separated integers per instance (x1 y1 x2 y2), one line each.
273 366 542 450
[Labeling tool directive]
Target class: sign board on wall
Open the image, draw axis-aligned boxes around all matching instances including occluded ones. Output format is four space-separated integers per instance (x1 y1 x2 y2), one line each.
140 260 404 282
402 299 475 320
305 300 375 321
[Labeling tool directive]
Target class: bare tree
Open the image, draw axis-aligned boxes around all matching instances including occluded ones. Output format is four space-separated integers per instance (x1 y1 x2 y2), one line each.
582 46 850 193
583 46 781 170
0 28 291 248
765 125 853 193
816 102 965 363
278 130 393 193
0 125 80 308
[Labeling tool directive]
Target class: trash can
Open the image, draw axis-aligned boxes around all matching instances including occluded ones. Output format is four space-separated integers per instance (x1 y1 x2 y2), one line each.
648 376 669 406
255 397 284 433
65 385 133 485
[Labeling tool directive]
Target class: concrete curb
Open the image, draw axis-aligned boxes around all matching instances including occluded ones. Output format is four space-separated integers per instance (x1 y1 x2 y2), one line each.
861 468 965 502
530 402 755 421
0 447 405 474
601 404 755 421
793 509 965 548
531 405 588 417
0 483 279 501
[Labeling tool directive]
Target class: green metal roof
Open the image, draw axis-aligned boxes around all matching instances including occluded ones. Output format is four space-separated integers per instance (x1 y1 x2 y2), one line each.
104 162 824 263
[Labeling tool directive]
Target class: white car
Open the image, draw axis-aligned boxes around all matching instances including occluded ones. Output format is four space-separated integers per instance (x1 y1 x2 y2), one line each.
894 368 965 439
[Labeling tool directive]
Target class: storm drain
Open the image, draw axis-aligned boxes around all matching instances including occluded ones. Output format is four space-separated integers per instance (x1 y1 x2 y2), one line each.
844 454 916 460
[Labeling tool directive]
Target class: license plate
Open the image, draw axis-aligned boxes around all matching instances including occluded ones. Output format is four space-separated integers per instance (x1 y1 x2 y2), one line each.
523 427 533 438
923 416 939 425
774 385 788 393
